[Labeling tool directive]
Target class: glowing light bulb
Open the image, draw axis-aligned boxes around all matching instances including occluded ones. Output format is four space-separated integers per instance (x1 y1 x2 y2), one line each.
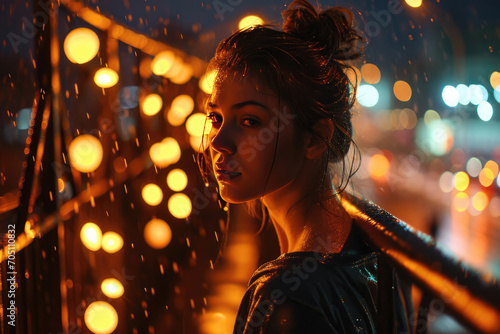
239 15 264 30
142 184 163 206
80 223 102 251
141 93 163 116
64 28 100 64
102 232 123 253
84 301 118 334
101 278 124 299
167 169 188 192
69 134 103 173
94 68 119 88
405 0 422 8
168 193 192 219
144 218 172 249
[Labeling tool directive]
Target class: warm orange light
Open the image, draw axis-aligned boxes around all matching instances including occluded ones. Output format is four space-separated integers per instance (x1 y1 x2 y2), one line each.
189 135 210 153
57 178 65 193
69 134 103 173
405 0 422 8
167 169 188 192
369 154 390 180
454 171 469 191
453 192 469 212
472 191 489 212
94 68 119 88
186 113 211 136
239 15 264 30
149 137 181 168
141 93 163 116
142 184 163 206
484 160 499 178
64 28 100 64
168 193 192 219
151 50 175 76
144 218 172 249
393 80 412 102
490 71 500 89
167 94 195 126
102 232 123 253
479 168 495 187
101 278 124 299
360 63 381 84
84 301 118 334
199 70 217 94
80 222 102 251
169 62 193 85
400 108 417 129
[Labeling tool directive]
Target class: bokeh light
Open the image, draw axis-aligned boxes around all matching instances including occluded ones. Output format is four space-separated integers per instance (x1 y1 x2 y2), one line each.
393 80 412 102
360 63 381 84
186 113 211 136
490 71 500 89
399 108 418 129
101 232 124 253
442 85 459 107
84 301 118 334
199 70 218 94
239 15 264 30
416 119 453 156
168 193 192 219
454 171 470 191
357 84 379 108
167 169 188 192
453 192 469 212
405 0 422 8
477 101 493 121
167 94 195 126
141 93 163 116
151 50 175 76
142 184 163 206
466 157 482 177
490 196 500 217
16 108 32 130
469 84 488 105
149 137 181 168
94 68 119 88
69 134 103 173
456 84 471 105
101 278 125 299
494 87 500 104
472 191 489 212
368 153 390 180
423 109 440 126
144 218 172 249
485 160 499 178
80 222 102 252
439 171 454 193
64 28 100 64
479 168 495 187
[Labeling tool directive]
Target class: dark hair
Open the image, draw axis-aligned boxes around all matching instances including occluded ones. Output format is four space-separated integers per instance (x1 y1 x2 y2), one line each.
198 0 364 226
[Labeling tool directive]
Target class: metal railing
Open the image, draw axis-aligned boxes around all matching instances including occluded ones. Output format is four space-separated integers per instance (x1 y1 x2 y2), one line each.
341 192 500 333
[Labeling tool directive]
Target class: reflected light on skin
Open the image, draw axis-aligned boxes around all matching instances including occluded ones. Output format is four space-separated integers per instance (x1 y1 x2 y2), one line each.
142 184 163 206
94 68 119 88
64 28 100 64
144 218 172 249
80 223 102 251
69 134 103 173
168 193 192 219
101 278 125 299
84 301 118 334
102 232 124 253
141 93 163 116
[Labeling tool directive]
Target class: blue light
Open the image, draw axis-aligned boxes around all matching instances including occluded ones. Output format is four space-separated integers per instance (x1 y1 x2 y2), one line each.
357 84 379 108
477 101 493 121
494 87 500 103
469 84 488 105
456 84 470 105
442 85 459 107
17 108 32 130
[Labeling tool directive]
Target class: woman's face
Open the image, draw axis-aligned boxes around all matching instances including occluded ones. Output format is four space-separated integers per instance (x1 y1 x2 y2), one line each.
207 76 307 203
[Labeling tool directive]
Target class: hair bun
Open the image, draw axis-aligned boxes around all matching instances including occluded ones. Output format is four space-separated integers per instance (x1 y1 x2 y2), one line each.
282 0 364 61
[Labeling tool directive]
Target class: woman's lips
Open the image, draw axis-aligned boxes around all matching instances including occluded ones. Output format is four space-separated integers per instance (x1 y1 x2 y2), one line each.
215 169 242 183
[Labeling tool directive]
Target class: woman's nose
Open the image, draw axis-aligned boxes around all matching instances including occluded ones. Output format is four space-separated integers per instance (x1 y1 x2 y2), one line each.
210 121 238 155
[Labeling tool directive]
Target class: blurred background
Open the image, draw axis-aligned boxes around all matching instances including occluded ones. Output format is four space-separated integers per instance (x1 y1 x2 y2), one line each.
0 0 499 333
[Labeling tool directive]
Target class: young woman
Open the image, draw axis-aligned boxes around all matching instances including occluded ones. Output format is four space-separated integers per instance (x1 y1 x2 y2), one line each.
199 0 410 332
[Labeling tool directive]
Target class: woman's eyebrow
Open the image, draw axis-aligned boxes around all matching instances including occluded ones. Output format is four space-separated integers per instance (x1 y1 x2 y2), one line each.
232 100 270 111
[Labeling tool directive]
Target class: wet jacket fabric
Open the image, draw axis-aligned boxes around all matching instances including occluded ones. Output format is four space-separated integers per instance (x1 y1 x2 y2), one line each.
233 251 411 333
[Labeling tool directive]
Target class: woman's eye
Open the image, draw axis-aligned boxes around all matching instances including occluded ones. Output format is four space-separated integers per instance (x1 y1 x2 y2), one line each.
242 118 260 127
207 113 222 126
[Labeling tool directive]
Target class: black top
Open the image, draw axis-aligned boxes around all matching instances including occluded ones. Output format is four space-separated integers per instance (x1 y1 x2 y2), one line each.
234 251 411 333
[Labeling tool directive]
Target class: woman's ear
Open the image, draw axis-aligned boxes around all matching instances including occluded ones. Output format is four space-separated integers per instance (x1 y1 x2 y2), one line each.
305 119 334 159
